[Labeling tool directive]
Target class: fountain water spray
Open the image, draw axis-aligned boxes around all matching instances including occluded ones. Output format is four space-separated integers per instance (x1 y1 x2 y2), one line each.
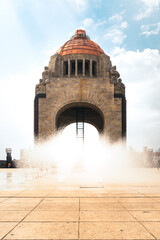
21 123 135 184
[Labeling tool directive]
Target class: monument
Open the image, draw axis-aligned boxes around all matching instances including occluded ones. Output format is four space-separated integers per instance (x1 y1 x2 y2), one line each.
34 29 126 142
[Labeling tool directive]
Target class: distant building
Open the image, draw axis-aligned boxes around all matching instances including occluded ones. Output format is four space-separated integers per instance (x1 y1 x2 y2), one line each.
153 151 160 167
142 147 155 167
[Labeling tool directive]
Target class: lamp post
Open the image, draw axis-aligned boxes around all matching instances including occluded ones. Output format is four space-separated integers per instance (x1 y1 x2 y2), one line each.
5 148 12 168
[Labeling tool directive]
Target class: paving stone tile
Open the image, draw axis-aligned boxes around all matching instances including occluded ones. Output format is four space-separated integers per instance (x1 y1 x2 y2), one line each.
35 202 79 210
122 202 160 210
24 210 79 221
143 222 160 238
104 193 146 198
47 191 80 197
79 192 105 197
0 202 39 211
4 222 78 239
0 191 23 197
80 197 118 203
118 197 157 203
80 202 124 210
0 222 18 239
43 197 79 203
130 210 160 221
144 193 160 197
4 197 42 203
0 197 7 202
152 198 160 202
80 222 154 239
16 190 50 197
0 210 29 221
79 190 105 194
80 210 136 221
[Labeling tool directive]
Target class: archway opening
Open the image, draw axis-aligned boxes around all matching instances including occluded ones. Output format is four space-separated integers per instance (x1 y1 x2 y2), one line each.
61 122 99 145
56 104 104 136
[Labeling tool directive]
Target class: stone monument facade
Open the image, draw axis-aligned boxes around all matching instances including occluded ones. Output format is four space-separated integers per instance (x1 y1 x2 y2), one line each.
34 29 126 142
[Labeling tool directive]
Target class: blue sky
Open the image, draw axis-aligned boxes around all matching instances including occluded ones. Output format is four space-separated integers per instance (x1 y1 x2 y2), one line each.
0 0 160 159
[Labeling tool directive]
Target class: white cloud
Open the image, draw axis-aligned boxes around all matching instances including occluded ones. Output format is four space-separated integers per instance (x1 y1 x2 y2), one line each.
141 0 160 9
109 14 123 22
135 0 160 20
141 22 160 36
105 28 126 45
83 18 107 30
104 21 128 45
111 47 126 56
121 21 128 29
67 0 88 11
111 48 160 83
105 11 128 46
82 18 106 31
82 18 94 28
111 48 160 150
109 11 125 22
96 20 107 27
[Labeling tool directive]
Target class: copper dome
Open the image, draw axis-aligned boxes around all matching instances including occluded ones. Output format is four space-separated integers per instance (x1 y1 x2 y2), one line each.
57 29 104 56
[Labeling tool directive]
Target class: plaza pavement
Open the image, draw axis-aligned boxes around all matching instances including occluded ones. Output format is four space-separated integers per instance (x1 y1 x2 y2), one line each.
0 168 160 239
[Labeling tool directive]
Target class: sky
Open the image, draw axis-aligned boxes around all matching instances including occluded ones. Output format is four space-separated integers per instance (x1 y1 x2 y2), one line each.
0 0 160 159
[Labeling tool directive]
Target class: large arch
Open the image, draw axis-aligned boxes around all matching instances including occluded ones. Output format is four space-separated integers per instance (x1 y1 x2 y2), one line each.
55 102 104 134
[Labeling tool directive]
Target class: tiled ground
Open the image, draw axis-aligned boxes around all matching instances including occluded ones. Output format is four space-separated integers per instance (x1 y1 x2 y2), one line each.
0 168 160 239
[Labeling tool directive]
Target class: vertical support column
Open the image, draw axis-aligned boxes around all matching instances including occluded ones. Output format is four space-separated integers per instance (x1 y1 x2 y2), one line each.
83 58 85 77
90 59 92 77
61 60 64 78
96 61 98 77
75 59 78 77
68 59 70 77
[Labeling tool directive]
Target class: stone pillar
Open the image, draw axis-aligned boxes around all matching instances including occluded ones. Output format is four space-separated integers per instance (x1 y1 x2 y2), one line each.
61 60 64 78
96 61 98 77
68 59 70 77
75 59 78 77
83 59 85 77
90 59 92 77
